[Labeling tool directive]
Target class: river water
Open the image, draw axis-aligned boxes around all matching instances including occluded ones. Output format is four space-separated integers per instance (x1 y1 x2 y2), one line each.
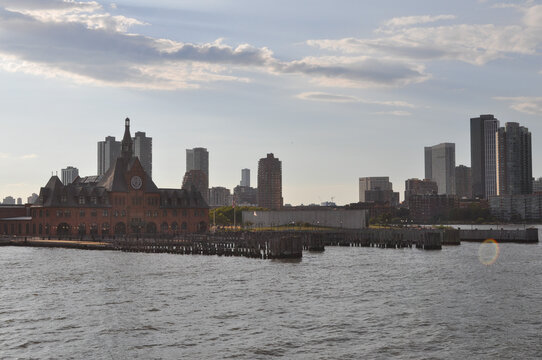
1 237 541 359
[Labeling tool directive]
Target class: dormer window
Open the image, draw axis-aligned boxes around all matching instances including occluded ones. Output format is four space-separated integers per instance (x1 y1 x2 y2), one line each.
79 196 85 205
61 195 67 203
91 196 97 205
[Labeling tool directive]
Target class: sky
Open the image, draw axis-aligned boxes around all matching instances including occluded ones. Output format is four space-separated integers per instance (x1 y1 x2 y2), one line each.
0 0 541 205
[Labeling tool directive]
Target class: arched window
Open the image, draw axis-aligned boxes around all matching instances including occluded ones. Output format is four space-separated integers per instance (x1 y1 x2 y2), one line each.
171 222 178 231
146 222 157 234
102 223 110 235
57 223 71 236
160 222 168 233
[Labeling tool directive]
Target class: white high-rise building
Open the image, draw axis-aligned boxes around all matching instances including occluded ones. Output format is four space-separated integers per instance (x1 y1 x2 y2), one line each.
97 136 121 176
61 166 79 185
133 131 152 178
425 143 456 195
240 168 250 187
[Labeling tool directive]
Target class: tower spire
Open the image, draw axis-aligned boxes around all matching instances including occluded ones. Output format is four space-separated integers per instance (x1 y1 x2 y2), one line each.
121 117 133 159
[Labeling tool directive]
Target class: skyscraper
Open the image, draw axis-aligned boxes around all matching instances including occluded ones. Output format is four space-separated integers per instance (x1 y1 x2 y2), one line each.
258 153 282 210
186 147 209 204
241 168 250 187
471 114 500 199
61 166 79 185
358 177 398 205
182 170 209 204
496 122 532 195
133 131 152 178
97 136 121 176
424 143 456 195
455 165 472 199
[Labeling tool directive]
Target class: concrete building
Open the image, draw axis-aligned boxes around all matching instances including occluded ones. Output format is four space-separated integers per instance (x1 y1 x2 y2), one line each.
408 194 458 223
133 131 152 178
359 177 399 206
533 177 542 193
16 198 22 205
496 122 532 195
490 194 542 221
425 143 456 195
455 165 472 199
233 185 258 206
471 114 500 199
182 169 209 205
258 153 283 210
209 187 232 207
404 178 438 206
240 168 250 187
2 196 15 205
27 193 38 204
242 209 367 229
61 166 79 185
97 136 121 176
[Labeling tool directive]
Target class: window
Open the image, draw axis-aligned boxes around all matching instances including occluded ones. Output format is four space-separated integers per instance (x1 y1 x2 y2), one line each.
79 196 85 205
91 211 97 217
61 195 67 203
79 211 85 217
121 210 126 217
154 211 158 217
103 210 109 217
45 210 49 217
40 210 43 218
182 210 187 217
56 210 63 217
163 210 167 217
91 197 97 205
115 211 119 217
64 210 71 217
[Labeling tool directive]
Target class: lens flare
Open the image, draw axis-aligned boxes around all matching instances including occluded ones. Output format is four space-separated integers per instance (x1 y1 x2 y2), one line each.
478 238 500 266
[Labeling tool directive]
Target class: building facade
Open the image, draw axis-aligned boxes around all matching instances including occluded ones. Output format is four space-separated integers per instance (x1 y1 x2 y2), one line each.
404 178 438 206
240 168 250 187
471 114 500 199
133 131 152 178
490 194 542 221
455 165 472 199
0 119 209 237
258 153 283 210
97 136 121 176
233 185 258 206
61 166 79 185
425 143 456 195
408 194 458 223
209 187 232 207
496 122 532 195
359 177 393 202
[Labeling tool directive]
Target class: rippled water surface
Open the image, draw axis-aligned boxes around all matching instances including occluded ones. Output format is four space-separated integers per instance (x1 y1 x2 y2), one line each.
1 239 541 359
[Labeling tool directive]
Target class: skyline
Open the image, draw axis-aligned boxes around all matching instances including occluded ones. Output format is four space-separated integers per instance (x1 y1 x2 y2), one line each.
1 0 542 205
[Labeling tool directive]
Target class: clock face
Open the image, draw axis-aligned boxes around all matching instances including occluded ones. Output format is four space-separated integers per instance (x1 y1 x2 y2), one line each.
130 175 142 190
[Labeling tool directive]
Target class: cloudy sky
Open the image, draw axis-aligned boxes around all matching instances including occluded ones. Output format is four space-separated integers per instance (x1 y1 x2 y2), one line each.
1 0 541 205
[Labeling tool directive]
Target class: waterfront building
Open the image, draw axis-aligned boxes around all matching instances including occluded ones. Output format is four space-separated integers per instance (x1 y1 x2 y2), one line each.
258 153 283 210
61 166 79 185
404 178 438 206
133 131 152 178
471 114 500 199
209 187 232 207
0 119 208 237
240 168 250 187
496 122 532 195
490 193 542 221
233 185 258 206
408 194 458 223
455 165 472 199
425 143 456 195
97 136 121 176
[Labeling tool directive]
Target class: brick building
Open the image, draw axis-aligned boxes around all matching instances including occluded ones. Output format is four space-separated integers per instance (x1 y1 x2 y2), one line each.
0 119 208 237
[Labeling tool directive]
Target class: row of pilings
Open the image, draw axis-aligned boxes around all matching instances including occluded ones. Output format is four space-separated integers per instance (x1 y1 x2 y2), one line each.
108 228 458 259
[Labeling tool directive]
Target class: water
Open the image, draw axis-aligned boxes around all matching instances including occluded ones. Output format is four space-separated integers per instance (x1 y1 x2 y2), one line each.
1 240 541 359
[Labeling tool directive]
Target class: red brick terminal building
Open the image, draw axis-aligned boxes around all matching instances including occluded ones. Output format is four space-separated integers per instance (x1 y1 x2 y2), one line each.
0 119 209 237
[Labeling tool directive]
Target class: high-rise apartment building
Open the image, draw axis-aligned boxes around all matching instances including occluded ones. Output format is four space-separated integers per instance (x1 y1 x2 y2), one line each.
358 177 399 205
471 114 500 199
455 165 472 199
186 147 209 204
97 136 121 176
425 143 456 195
182 169 209 204
133 131 152 178
240 168 250 187
61 166 79 185
496 122 532 195
258 153 283 210
209 187 232 207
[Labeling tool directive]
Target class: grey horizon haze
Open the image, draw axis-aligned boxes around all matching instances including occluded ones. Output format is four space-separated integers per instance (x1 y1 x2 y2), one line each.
1 0 542 205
